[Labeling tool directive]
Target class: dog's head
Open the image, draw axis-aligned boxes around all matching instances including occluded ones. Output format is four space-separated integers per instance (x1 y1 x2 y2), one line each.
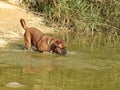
50 39 67 55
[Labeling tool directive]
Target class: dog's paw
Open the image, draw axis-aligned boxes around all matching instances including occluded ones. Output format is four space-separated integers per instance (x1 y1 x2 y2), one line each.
23 48 33 52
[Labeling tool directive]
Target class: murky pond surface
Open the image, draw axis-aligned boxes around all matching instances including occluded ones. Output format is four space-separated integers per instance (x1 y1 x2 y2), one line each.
1 40 120 90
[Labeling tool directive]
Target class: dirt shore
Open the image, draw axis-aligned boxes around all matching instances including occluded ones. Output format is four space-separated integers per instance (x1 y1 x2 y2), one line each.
0 0 54 47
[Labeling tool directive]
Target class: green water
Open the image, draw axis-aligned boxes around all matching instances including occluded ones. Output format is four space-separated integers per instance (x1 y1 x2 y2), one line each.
0 40 120 90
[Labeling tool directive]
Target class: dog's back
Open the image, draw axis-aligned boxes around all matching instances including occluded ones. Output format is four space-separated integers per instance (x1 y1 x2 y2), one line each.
20 18 45 46
28 27 45 46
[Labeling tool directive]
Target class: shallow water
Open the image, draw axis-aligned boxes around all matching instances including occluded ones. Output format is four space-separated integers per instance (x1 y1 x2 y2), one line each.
1 40 120 90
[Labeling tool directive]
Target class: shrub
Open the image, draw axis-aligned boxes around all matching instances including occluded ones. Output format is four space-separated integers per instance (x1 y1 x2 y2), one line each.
22 0 120 47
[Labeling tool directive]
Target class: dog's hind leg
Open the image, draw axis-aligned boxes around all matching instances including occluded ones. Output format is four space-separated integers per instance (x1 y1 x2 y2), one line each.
24 32 31 50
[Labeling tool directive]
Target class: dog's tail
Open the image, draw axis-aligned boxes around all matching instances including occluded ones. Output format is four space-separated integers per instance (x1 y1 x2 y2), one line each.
20 18 28 30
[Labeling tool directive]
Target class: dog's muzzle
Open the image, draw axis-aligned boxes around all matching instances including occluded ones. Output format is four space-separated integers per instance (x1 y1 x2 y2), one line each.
56 48 67 55
51 43 67 55
61 48 67 55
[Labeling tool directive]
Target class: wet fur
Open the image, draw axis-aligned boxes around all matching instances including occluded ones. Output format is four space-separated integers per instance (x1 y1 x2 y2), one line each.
20 18 67 55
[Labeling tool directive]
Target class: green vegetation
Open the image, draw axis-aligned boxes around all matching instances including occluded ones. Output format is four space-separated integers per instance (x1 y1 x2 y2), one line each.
22 0 120 47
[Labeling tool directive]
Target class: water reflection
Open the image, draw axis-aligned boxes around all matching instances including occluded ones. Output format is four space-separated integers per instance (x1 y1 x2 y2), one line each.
1 40 120 90
22 64 59 74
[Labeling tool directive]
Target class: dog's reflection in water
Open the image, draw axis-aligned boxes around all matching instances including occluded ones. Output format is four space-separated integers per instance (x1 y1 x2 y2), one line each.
20 64 60 75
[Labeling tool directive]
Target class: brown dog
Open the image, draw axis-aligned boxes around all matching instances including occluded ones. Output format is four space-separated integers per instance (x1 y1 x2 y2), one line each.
20 18 67 55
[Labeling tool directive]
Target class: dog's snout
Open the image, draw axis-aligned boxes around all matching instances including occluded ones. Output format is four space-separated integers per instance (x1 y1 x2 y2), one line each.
63 49 67 54
61 48 67 55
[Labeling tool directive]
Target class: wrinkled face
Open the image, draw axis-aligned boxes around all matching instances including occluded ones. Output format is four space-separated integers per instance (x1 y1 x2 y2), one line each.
51 39 67 55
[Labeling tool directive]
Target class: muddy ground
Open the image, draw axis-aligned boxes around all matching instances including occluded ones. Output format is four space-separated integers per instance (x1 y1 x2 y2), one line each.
0 0 54 47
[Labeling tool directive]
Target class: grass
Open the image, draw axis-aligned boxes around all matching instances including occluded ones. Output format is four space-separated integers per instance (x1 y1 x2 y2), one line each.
21 0 120 48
